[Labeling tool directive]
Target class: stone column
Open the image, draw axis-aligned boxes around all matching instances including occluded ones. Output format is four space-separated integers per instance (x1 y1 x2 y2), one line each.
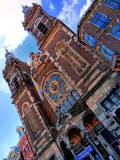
66 142 78 160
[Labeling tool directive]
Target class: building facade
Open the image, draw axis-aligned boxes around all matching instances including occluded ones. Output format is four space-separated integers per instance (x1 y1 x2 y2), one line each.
16 126 34 160
3 1 120 160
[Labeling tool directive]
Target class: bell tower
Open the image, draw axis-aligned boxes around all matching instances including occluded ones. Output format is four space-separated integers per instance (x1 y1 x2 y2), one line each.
22 3 57 47
3 49 55 156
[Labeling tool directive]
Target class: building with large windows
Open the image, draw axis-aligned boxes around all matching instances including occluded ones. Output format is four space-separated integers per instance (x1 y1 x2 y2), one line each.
3 1 120 160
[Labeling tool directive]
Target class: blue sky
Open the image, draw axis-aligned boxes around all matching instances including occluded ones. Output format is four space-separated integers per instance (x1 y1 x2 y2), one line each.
0 0 92 159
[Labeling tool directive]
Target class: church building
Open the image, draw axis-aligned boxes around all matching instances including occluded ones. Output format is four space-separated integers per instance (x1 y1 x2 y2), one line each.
3 0 120 160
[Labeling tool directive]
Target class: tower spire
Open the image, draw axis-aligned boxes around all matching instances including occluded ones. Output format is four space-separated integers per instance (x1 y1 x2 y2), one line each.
5 48 16 64
22 5 31 18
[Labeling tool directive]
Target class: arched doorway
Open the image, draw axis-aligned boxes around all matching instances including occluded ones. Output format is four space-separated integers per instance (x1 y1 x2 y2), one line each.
83 114 110 160
61 141 74 160
67 128 91 160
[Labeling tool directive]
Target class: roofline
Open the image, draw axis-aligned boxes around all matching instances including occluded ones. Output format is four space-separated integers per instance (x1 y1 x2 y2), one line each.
77 0 97 29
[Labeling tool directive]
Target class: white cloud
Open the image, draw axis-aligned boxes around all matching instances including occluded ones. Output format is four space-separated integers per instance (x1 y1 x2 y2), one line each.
79 0 92 18
57 0 79 32
49 2 54 10
58 0 78 22
0 0 42 60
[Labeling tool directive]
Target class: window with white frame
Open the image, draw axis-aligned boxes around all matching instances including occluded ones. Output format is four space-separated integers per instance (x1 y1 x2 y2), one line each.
84 33 97 48
101 87 120 111
91 12 111 29
104 0 120 10
110 23 120 39
100 44 114 60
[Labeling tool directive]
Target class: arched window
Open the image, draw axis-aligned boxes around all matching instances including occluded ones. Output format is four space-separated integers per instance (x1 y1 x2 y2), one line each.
63 100 71 110
56 108 61 117
67 96 75 106
110 23 120 39
72 91 80 101
60 104 67 113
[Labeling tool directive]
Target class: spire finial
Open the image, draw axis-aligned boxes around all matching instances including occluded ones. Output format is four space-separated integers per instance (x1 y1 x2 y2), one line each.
5 48 16 64
22 5 31 18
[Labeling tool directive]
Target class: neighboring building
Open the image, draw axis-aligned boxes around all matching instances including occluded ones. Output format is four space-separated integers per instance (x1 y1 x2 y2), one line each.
7 145 22 160
3 1 120 160
16 126 34 160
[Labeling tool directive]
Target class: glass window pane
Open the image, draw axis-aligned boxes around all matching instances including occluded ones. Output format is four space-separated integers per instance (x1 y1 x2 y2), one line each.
60 104 67 113
104 100 114 111
91 12 110 29
110 23 120 39
84 33 97 48
64 100 71 110
72 91 80 101
68 96 75 106
116 88 120 96
100 45 114 60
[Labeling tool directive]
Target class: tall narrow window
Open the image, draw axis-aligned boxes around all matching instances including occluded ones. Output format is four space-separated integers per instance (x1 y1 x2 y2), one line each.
91 12 110 29
104 0 120 10
63 100 71 110
110 23 120 39
60 104 67 113
84 33 97 48
67 96 75 106
37 22 48 34
56 107 61 117
26 144 30 152
72 91 80 101
100 45 114 60
24 148 27 156
13 77 20 89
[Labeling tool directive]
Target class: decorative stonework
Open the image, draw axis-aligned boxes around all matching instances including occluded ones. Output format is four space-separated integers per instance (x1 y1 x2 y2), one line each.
43 72 66 102
56 42 88 76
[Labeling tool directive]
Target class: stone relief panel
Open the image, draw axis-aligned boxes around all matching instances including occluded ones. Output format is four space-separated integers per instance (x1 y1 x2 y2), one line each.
56 42 88 76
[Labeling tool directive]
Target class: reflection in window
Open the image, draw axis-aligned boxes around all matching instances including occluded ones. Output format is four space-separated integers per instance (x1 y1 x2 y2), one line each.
64 100 71 110
91 12 110 29
84 33 97 48
100 45 114 60
101 87 120 111
72 91 80 101
60 104 67 113
67 96 75 106
110 23 120 39
104 0 120 10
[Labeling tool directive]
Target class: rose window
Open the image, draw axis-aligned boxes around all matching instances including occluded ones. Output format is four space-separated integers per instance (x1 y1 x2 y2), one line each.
44 73 65 101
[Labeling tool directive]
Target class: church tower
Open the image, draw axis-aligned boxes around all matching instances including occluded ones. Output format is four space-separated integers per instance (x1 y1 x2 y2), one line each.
3 49 59 157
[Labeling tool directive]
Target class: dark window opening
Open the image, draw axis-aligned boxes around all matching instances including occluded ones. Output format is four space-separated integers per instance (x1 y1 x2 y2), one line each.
37 22 48 35
24 148 27 156
13 77 20 89
26 144 30 152
49 155 56 160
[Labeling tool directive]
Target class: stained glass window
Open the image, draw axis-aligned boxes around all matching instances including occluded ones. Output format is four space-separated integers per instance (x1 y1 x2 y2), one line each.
45 73 65 101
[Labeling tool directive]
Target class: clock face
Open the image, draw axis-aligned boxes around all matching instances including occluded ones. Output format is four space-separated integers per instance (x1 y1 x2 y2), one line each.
44 73 65 101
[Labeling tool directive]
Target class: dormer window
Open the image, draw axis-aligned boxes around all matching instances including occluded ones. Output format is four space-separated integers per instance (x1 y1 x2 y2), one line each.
37 22 48 34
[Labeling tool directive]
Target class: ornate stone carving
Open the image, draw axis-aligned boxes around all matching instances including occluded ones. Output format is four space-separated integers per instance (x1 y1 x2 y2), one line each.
56 42 87 76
